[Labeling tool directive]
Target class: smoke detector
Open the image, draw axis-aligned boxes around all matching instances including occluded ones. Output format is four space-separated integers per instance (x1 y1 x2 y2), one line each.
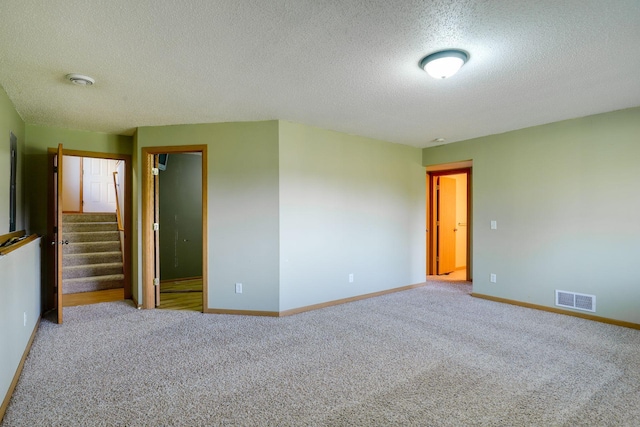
65 73 95 86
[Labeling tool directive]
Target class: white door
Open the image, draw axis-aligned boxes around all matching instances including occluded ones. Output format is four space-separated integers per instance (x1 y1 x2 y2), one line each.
83 157 118 212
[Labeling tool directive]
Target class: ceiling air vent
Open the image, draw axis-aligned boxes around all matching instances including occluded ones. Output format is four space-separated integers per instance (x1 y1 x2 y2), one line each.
555 290 596 312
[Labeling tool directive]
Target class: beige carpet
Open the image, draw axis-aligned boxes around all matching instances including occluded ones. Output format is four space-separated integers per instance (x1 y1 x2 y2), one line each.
3 280 639 426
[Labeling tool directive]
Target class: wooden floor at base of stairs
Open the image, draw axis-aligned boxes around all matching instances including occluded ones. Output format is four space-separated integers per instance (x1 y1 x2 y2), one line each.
63 288 124 307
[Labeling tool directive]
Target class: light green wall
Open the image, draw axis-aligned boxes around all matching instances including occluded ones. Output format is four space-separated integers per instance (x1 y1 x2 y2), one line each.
25 124 132 154
422 107 640 324
137 121 426 313
0 237 41 414
278 121 426 311
137 121 280 311
0 85 34 416
0 85 25 234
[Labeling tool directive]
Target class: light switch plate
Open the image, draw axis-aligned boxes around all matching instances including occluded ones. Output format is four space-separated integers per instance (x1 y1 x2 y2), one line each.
491 220 497 230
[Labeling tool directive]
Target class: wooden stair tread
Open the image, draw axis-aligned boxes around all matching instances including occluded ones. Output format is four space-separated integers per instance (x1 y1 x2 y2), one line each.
63 273 125 283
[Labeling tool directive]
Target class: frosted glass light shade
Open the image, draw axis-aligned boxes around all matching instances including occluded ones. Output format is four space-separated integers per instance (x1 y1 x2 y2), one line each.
420 50 468 79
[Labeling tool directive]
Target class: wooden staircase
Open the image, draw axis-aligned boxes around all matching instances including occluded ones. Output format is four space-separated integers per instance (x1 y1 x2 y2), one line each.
62 213 124 306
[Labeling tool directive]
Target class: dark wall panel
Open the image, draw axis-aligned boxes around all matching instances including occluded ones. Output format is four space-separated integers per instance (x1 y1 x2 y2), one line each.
159 153 203 280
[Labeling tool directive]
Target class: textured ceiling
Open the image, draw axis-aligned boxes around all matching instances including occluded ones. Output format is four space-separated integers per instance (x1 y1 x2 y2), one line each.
1 0 639 147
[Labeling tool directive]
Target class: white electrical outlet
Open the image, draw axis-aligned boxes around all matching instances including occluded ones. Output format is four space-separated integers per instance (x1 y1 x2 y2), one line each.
23 312 27 327
490 274 497 283
235 283 242 294
348 273 354 283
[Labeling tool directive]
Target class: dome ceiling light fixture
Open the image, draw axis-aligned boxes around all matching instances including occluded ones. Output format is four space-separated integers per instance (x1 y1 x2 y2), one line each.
65 73 95 86
420 49 469 79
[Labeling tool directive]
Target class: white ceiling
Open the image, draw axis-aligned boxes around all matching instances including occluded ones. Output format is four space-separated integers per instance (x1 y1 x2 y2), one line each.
1 0 639 148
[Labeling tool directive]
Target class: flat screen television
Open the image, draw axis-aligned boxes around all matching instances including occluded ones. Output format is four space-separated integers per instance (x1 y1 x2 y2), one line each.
158 153 168 171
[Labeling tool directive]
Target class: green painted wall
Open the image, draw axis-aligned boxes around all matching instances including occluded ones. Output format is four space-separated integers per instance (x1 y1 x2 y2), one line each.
0 237 41 416
0 85 25 234
0 84 34 415
137 121 280 311
278 121 425 311
422 107 640 324
158 153 203 280
137 120 426 313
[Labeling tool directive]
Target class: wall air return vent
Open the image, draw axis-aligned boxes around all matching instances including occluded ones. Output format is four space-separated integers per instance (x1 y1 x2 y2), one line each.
555 290 596 312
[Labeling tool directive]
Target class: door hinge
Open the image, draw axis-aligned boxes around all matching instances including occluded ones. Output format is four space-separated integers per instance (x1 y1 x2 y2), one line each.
436 256 439 261
153 278 159 286
53 166 58 173
152 168 159 176
153 223 159 231
436 184 439 190
436 221 440 226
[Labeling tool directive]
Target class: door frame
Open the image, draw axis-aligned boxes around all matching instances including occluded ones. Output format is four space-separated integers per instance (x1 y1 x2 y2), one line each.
427 167 472 281
55 144 63 323
141 145 208 310
48 148 133 313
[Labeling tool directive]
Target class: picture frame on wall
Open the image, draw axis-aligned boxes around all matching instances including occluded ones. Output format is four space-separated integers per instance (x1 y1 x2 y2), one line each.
9 132 17 232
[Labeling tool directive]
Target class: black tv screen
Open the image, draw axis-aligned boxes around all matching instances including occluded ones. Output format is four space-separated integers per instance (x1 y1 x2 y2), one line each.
158 153 168 171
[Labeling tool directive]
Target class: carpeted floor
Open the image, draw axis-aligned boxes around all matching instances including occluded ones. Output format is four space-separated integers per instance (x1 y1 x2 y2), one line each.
3 280 640 426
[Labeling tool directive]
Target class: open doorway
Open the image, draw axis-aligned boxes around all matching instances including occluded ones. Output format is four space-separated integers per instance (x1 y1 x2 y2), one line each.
47 148 132 321
426 167 471 282
62 156 123 213
158 152 203 311
141 145 208 311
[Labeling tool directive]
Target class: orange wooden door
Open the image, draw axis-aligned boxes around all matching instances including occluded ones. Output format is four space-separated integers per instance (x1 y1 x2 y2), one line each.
437 176 456 274
55 144 65 323
154 155 161 307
